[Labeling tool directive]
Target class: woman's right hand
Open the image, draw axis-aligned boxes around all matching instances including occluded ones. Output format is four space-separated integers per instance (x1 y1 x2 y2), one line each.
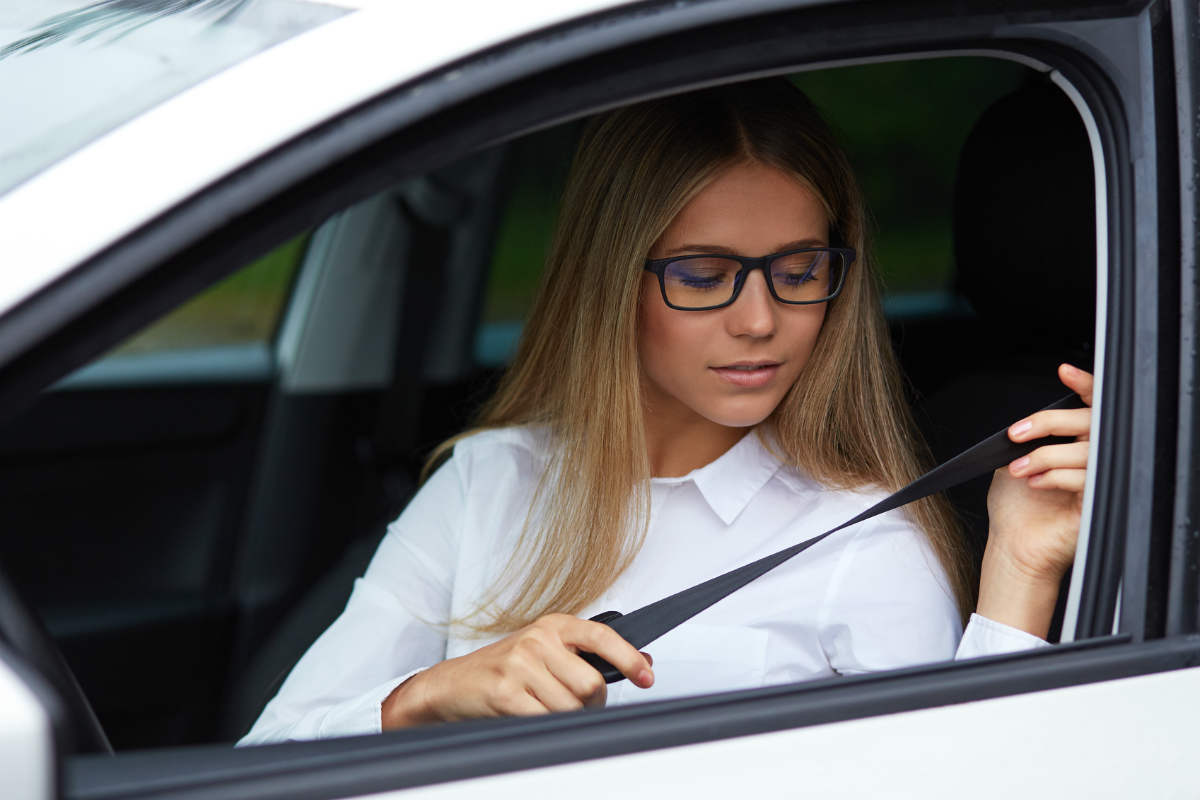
381 613 654 728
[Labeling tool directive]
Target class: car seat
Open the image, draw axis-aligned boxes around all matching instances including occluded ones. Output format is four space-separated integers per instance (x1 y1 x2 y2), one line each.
913 77 1097 634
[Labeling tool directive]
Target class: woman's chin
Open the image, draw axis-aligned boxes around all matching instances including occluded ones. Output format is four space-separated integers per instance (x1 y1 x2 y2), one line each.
702 403 778 430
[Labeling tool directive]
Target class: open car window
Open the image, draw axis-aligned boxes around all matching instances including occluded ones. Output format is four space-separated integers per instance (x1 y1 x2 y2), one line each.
3 52 1104 747
0 0 1193 797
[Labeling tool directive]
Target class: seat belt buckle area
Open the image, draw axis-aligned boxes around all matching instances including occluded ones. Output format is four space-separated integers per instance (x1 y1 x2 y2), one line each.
583 610 626 683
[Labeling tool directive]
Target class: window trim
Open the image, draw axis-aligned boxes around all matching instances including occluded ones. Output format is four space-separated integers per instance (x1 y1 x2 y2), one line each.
1166 0 1200 637
1049 68 1110 642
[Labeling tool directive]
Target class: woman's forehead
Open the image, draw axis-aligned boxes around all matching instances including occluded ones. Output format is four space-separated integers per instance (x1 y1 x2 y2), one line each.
652 162 830 257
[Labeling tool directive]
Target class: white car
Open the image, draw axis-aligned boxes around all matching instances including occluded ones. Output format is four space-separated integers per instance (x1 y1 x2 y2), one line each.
0 0 1196 798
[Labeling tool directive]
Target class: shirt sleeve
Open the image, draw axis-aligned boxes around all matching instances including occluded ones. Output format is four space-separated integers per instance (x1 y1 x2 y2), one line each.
817 510 964 675
237 455 466 745
954 613 1050 659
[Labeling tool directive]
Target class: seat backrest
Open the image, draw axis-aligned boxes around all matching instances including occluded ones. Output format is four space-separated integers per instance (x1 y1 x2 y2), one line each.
952 78 1096 365
915 78 1097 583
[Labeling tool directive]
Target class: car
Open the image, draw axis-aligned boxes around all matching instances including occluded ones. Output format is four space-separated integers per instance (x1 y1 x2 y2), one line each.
0 0 1197 797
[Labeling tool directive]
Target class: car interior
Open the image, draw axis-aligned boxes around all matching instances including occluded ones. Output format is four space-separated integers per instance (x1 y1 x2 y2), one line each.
0 54 1097 755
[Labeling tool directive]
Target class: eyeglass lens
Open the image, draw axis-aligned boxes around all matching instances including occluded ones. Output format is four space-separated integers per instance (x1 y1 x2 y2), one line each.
662 250 842 308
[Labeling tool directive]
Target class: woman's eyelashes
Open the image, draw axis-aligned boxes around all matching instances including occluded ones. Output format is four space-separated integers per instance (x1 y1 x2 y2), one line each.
670 266 820 291
671 264 733 291
775 269 819 287
679 274 727 290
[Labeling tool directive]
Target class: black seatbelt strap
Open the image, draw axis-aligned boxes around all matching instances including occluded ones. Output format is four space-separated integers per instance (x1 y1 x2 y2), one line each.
583 393 1086 683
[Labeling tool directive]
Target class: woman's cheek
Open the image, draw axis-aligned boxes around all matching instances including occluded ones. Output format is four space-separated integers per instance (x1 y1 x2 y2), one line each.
778 306 826 371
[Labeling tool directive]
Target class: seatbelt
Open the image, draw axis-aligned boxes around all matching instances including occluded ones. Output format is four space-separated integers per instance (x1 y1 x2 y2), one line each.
582 393 1086 683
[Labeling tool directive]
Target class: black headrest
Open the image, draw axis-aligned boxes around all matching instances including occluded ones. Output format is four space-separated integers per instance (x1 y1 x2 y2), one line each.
953 79 1096 355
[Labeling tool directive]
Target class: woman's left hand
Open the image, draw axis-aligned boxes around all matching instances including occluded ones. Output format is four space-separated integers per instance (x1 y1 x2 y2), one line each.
977 363 1094 638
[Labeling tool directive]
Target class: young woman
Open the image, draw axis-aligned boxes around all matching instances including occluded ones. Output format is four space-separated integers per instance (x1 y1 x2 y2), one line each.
240 79 1093 742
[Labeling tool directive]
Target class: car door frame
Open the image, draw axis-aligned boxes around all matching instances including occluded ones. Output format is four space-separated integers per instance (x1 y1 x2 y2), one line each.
0 0 1195 797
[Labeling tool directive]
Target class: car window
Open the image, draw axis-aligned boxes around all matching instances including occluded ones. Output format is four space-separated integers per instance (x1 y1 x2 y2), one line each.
264 54 1100 741
55 232 307 389
0 0 347 196
119 233 306 356
0 49 1105 759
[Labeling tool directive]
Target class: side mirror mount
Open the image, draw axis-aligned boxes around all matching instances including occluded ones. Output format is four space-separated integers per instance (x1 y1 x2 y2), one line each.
0 641 63 800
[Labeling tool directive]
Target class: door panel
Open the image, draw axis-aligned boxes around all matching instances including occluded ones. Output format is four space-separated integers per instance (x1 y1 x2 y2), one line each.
385 665 1200 799
0 382 270 749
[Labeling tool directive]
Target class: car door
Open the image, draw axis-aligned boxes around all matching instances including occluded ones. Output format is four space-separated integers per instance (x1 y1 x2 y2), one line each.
0 0 1197 797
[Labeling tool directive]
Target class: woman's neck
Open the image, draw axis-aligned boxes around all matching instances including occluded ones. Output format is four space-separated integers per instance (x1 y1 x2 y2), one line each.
642 408 751 478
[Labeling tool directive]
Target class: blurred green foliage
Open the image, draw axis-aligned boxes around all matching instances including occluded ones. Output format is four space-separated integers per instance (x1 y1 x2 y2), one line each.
485 123 580 323
109 233 308 356
791 58 1027 293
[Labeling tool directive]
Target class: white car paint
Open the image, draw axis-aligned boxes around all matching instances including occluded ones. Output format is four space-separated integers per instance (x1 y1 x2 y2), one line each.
378 666 1200 799
0 657 54 800
0 0 633 318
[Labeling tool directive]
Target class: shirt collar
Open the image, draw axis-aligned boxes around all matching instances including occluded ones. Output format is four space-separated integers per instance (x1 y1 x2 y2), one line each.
651 428 784 526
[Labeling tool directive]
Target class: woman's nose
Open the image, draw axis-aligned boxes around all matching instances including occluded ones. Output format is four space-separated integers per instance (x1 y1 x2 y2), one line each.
725 269 777 338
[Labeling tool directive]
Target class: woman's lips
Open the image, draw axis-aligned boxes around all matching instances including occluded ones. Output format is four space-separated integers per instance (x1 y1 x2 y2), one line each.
710 363 781 387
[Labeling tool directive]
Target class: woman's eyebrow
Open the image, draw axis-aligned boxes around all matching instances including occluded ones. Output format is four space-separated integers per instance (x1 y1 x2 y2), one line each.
661 243 736 256
663 239 828 256
772 238 829 251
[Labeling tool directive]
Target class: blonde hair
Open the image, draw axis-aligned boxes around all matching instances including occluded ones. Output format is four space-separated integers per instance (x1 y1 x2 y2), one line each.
429 79 975 632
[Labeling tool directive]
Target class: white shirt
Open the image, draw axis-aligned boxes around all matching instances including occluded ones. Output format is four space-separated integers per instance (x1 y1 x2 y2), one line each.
240 426 1046 745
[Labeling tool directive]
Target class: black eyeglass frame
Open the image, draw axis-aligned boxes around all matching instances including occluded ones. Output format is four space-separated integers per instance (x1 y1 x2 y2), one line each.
642 247 856 311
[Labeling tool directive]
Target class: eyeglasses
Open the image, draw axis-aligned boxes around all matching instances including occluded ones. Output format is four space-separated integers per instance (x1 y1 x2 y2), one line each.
643 247 855 311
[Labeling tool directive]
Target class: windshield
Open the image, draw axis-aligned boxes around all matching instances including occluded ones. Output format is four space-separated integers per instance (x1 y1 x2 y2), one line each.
0 0 348 197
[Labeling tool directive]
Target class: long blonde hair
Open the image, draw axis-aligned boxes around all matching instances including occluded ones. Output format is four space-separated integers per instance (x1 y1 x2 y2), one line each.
430 79 975 632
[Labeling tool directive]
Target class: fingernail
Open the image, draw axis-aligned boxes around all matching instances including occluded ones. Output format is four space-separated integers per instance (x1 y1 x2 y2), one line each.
1011 420 1033 437
1011 456 1030 473
638 669 653 687
1063 363 1079 374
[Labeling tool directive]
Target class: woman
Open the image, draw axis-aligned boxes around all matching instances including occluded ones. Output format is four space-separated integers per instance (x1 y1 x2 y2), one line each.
240 79 1092 742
